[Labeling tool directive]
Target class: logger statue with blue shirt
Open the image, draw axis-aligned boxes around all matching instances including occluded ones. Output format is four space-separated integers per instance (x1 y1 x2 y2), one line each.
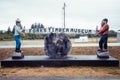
12 18 25 59
96 18 109 58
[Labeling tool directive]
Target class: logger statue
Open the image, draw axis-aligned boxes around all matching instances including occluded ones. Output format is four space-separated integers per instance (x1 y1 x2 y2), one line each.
44 33 72 58
12 18 25 59
96 18 109 58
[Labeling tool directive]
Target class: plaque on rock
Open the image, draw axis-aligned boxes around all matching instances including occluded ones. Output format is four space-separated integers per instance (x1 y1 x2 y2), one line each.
44 33 72 58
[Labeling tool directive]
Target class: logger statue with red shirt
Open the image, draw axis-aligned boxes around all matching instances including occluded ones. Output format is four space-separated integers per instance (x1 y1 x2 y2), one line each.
96 18 109 58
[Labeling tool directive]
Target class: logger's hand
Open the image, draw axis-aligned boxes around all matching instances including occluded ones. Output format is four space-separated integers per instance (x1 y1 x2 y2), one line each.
22 29 25 32
23 33 25 37
20 33 25 37
96 31 99 36
96 32 101 36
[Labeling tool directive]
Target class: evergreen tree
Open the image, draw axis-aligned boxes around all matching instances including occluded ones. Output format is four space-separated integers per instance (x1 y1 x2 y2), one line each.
7 27 11 34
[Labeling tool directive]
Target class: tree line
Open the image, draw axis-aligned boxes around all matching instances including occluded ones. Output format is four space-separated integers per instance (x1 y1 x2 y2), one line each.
0 23 118 41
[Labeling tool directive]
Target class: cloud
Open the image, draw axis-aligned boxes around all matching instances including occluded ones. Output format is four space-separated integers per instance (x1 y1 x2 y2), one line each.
0 0 120 31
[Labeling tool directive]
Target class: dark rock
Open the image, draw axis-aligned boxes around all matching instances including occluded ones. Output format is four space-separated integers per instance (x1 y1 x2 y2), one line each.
44 33 72 58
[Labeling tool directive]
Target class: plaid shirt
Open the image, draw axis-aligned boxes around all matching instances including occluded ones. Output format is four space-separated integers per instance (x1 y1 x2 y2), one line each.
97 24 109 35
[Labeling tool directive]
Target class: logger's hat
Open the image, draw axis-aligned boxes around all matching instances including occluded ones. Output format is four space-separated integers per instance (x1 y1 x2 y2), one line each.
16 18 21 23
102 18 108 23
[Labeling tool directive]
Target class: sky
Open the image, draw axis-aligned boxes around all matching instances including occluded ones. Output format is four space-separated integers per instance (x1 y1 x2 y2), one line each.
0 0 120 31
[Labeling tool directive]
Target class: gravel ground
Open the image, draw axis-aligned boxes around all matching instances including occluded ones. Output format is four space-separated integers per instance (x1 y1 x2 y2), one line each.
0 77 120 80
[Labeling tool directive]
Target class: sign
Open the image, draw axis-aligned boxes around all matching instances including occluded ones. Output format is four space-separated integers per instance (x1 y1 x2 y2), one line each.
74 36 88 43
28 27 95 34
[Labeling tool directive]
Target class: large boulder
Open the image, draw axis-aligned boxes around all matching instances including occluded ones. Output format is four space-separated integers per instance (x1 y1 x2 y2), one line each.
44 33 72 58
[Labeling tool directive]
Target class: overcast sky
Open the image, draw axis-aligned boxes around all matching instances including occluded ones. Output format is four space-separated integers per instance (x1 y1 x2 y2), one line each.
0 0 120 31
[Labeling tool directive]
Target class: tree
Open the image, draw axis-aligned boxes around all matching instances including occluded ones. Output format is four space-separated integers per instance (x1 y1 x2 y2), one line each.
109 30 117 37
41 24 44 28
0 30 3 34
7 27 11 34
31 24 35 30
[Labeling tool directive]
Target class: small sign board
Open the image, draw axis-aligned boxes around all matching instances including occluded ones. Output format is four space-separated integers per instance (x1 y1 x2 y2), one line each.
74 36 88 43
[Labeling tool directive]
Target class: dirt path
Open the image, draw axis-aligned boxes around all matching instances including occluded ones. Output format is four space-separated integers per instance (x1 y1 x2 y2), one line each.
0 77 120 80
0 47 120 61
0 67 120 78
0 47 120 78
